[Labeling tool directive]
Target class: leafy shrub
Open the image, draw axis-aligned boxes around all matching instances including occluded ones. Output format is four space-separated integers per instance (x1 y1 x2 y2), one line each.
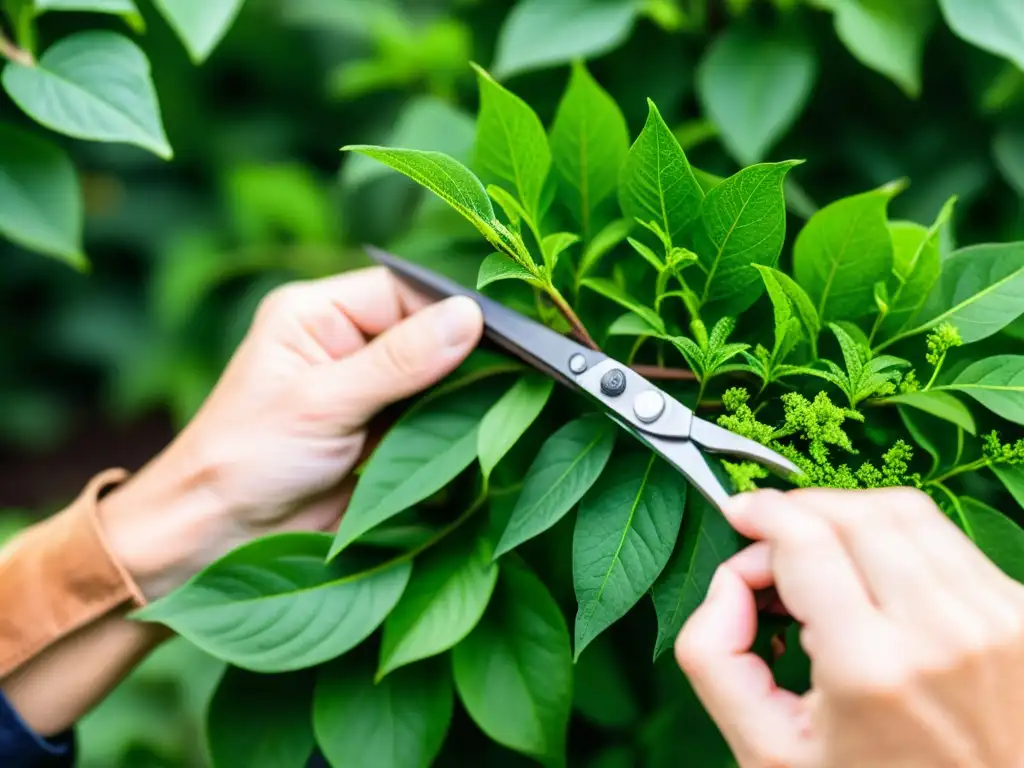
4 1 1024 766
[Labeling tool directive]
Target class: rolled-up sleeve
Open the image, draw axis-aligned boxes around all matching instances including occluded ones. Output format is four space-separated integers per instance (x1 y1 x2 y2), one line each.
0 690 74 766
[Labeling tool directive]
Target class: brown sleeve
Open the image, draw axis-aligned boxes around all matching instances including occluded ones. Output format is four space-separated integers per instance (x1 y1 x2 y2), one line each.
0 469 148 679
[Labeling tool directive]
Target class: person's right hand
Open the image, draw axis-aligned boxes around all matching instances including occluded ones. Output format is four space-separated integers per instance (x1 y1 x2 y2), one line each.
675 487 1024 768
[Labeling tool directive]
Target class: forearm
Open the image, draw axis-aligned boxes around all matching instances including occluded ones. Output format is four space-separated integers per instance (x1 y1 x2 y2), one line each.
1 607 169 737
0 454 220 737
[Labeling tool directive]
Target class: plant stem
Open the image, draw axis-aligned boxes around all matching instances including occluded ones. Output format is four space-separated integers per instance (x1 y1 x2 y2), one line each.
547 285 599 349
632 364 698 381
928 457 989 486
695 376 708 410
353 488 489 580
927 481 972 537
626 336 647 365
0 25 33 66
924 352 946 390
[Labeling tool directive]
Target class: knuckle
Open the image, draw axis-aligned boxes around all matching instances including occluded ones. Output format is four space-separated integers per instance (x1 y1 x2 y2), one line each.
256 283 308 323
379 332 429 376
828 656 912 701
887 487 939 519
674 625 710 676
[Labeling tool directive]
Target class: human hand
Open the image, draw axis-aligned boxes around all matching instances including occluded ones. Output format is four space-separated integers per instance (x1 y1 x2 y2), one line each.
675 487 1024 768
98 267 484 599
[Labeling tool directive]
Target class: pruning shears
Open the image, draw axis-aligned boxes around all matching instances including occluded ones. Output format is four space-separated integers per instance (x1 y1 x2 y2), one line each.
367 246 802 511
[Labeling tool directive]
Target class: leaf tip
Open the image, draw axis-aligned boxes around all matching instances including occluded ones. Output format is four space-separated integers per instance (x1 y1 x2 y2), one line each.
470 61 494 82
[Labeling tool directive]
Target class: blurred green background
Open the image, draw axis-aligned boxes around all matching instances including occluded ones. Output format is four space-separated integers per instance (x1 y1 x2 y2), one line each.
2 0 1023 765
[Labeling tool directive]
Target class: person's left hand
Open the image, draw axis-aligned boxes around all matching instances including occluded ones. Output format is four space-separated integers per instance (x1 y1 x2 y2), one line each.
98 267 484 598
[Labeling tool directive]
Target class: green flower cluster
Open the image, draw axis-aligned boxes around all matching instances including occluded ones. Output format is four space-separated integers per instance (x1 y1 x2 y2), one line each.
925 322 963 367
982 432 1024 466
718 388 920 491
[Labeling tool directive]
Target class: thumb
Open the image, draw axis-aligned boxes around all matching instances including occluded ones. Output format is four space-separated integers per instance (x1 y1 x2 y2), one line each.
319 295 483 430
675 565 806 766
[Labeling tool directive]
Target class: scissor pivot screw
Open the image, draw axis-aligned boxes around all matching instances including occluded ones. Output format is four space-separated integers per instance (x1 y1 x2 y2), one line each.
633 390 665 423
568 354 588 374
600 368 627 396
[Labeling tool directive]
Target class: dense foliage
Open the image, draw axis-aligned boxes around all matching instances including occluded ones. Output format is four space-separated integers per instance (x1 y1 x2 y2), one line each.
3 0 1024 766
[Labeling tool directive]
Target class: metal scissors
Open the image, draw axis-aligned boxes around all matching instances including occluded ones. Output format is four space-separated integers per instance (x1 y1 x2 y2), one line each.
366 246 802 511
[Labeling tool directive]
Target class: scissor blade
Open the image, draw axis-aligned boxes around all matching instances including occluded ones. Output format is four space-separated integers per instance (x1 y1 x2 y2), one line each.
689 416 803 479
641 432 731 511
365 246 606 385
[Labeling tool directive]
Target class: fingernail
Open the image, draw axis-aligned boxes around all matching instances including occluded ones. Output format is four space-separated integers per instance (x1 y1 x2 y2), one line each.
436 296 483 350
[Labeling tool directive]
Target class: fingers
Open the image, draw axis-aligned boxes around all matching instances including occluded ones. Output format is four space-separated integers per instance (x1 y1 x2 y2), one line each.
723 490 882 661
676 564 808 766
315 295 484 430
253 267 430 360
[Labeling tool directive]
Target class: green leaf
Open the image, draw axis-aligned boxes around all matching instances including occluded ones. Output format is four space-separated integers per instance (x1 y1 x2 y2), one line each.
343 96 476 189
753 264 821 344
495 414 617 557
491 0 640 78
36 0 136 10
581 277 666 334
897 406 949 477
133 533 411 672
938 0 1024 71
453 562 572 767
478 373 555 479
627 237 665 272
378 532 498 680
618 99 704 246
206 667 315 768
2 31 172 159
550 61 630 237
35 0 143 29
960 497 1024 583
994 126 1024 197
341 146 526 261
831 0 935 98
895 242 1024 345
478 253 541 289
793 181 903 321
573 452 687 659
542 232 581 274
606 312 664 337
696 25 817 164
579 218 633 279
651 494 739 659
0 124 84 269
937 355 1024 425
315 657 453 768
152 0 244 63
879 198 955 339
880 391 977 434
473 63 551 220
694 160 801 311
331 386 504 556
993 465 1024 510
487 183 529 230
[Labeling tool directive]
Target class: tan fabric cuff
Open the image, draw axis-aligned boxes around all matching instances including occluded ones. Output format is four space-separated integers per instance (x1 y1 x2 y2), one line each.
0 469 147 679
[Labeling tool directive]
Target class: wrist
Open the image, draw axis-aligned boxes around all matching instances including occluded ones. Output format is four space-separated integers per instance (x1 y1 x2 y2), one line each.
97 447 236 601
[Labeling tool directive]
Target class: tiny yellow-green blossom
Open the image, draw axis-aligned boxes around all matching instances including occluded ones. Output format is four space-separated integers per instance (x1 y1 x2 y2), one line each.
718 387 776 444
983 431 1024 466
925 322 962 367
723 460 770 492
717 388 918 491
898 370 921 393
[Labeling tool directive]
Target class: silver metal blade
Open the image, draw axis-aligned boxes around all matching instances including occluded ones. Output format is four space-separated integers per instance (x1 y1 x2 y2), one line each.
689 416 803 479
652 436 731 511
